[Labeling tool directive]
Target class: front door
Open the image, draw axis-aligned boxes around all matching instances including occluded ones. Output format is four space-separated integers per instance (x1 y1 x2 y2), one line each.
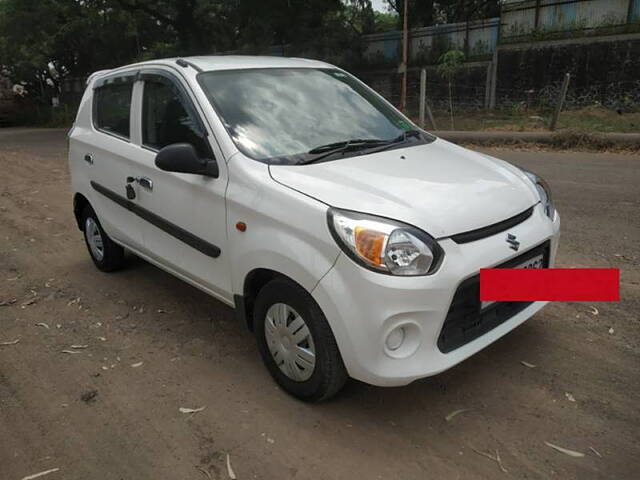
130 70 231 302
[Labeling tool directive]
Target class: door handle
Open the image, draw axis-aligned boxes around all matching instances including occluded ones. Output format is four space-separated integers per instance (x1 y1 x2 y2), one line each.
138 177 153 191
125 176 153 192
84 154 93 164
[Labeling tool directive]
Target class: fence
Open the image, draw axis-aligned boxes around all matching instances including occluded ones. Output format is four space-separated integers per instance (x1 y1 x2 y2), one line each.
360 63 640 130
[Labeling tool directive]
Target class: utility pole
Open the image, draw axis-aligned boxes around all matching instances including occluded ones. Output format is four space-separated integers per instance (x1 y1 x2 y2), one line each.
400 0 408 112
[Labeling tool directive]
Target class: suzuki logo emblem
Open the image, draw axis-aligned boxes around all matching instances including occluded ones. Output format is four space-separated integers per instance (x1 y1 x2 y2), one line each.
506 233 520 251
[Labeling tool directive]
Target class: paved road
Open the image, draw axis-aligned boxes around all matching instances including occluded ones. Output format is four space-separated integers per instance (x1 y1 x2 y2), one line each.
1 129 638 480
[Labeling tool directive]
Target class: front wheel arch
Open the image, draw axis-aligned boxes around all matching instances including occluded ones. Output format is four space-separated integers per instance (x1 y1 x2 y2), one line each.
239 268 307 331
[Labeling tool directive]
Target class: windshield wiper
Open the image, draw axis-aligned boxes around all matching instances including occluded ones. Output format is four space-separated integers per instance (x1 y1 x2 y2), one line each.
396 129 422 142
301 138 389 164
308 138 389 154
364 129 423 154
300 130 423 165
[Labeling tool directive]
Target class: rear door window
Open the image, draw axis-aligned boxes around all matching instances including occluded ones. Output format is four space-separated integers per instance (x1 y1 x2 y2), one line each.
93 82 133 139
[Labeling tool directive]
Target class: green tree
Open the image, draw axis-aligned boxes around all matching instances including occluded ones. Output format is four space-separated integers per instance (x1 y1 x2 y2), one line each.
0 0 166 100
0 0 395 110
436 0 500 24
114 0 351 55
373 11 398 32
0 0 354 96
115 0 231 54
384 0 500 28
385 0 436 29
437 49 464 129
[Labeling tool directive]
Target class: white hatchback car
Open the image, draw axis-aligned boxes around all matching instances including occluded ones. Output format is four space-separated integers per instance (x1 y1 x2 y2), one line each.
68 56 560 401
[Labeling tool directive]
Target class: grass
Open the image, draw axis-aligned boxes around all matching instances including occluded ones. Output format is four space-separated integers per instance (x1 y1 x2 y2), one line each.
461 131 639 153
422 105 640 133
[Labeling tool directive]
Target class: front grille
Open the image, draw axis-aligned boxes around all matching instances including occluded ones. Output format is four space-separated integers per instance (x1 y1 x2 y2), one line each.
437 241 550 353
450 207 534 244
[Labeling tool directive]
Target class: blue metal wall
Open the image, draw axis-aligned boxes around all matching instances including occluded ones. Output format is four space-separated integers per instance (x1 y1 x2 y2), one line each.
361 0 638 65
631 0 640 21
502 0 632 40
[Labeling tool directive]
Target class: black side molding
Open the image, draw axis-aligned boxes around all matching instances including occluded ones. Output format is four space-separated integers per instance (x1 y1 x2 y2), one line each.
91 181 130 210
90 181 221 258
135 204 221 257
450 206 534 244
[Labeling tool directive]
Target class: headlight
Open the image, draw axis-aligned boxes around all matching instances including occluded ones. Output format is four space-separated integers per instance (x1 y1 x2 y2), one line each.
327 208 443 276
520 168 555 219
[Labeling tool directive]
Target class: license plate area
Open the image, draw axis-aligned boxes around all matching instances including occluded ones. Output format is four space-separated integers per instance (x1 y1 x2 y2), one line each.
480 250 547 310
517 253 545 270
438 241 551 353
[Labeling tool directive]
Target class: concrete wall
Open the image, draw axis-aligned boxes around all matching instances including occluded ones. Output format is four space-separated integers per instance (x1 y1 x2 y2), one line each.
495 36 640 108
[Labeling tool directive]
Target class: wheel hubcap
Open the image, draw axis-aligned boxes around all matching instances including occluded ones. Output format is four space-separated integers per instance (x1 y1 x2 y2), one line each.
264 303 316 382
85 217 104 261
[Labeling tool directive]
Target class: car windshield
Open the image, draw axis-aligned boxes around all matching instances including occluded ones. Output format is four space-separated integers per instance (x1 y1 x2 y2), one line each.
197 68 434 164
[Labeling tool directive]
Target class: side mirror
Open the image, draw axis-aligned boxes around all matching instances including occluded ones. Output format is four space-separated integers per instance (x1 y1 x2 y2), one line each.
155 143 218 178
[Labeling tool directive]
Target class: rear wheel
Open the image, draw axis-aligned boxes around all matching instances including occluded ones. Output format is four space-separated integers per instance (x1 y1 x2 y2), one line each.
254 278 347 402
81 205 125 272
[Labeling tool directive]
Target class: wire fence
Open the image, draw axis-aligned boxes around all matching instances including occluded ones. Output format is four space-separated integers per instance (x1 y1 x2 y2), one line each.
375 78 640 120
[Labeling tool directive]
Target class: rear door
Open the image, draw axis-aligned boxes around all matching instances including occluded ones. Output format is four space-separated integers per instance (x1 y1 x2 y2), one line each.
82 72 143 249
129 69 232 301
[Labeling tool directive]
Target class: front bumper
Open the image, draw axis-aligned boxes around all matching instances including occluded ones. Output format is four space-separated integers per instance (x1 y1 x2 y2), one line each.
311 204 561 387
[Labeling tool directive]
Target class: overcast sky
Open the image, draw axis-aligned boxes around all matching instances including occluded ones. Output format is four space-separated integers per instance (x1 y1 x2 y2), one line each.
371 0 388 12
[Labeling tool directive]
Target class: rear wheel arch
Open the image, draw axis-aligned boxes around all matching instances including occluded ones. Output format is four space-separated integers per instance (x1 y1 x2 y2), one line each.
73 193 91 230
80 203 125 272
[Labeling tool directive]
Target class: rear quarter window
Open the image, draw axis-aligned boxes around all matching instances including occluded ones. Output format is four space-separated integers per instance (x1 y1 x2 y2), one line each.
93 82 133 139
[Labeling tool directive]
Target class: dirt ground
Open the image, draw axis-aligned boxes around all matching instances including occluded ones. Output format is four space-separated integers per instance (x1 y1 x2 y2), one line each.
1 128 639 480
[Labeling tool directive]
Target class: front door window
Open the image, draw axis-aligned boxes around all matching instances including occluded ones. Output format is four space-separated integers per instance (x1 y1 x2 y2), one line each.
142 77 209 158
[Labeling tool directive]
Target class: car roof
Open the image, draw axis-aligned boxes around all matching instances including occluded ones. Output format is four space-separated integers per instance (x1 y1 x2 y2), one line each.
185 55 333 71
100 55 333 78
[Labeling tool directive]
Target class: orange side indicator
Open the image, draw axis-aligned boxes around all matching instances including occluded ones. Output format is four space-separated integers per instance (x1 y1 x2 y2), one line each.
354 227 386 266
236 221 247 232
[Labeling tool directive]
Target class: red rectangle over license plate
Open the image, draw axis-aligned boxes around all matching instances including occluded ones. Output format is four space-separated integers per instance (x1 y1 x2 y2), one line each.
480 268 619 302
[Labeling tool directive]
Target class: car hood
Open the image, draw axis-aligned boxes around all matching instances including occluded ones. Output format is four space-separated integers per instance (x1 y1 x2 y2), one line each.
268 138 539 238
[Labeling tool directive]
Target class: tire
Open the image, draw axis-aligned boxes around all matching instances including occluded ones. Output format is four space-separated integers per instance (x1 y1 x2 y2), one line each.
81 205 125 272
254 278 348 402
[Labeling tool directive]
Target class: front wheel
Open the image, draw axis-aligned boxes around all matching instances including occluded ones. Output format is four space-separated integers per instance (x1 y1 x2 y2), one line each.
254 279 347 402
